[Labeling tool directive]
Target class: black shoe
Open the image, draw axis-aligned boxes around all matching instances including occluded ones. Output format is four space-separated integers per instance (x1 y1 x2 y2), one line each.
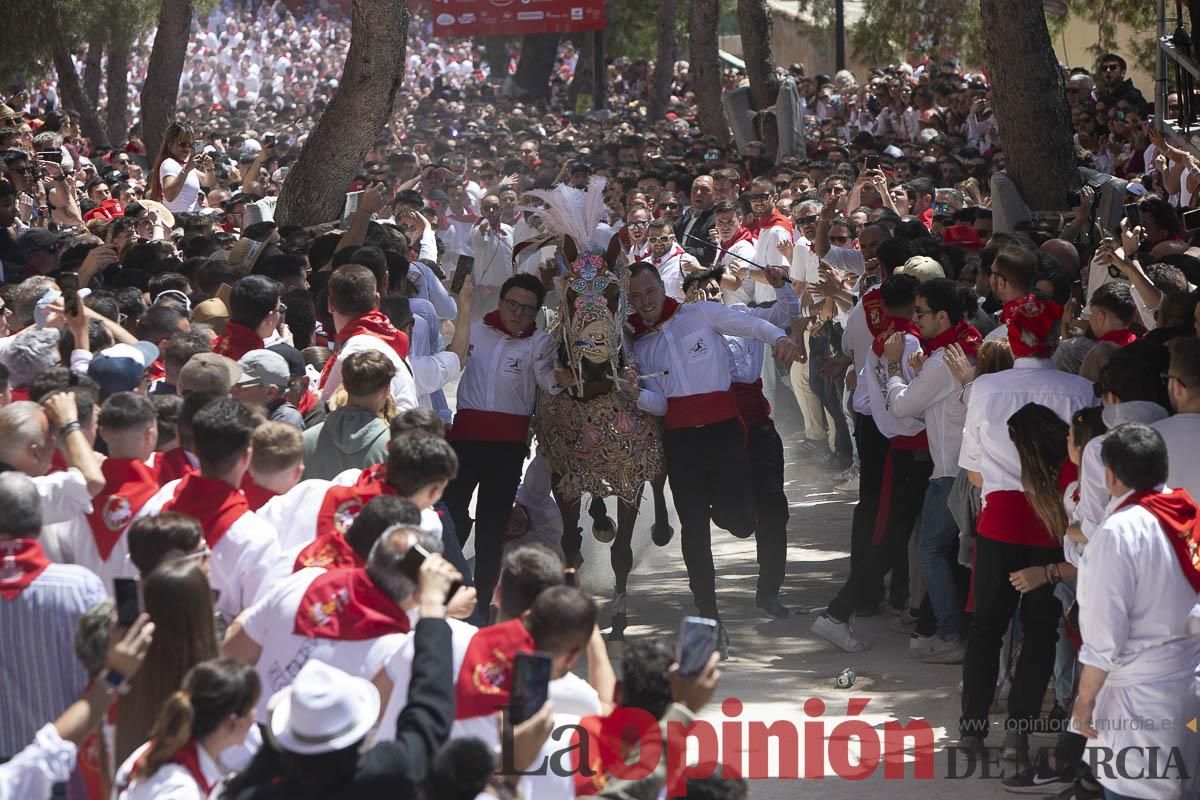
1001 750 1073 794
716 623 730 660
956 735 986 757
1001 730 1029 765
756 595 791 618
651 520 675 547
607 612 628 642
1047 780 1103 800
820 451 853 471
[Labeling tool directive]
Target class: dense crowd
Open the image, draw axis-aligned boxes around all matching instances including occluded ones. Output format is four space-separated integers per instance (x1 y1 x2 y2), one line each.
0 1 1199 799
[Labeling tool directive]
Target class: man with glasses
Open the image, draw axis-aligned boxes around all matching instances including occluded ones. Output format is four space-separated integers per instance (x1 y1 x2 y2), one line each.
469 193 514 321
442 273 562 615
213 275 284 360
646 220 698 301
1152 337 1200 498
1096 52 1146 107
708 201 757 306
623 206 652 263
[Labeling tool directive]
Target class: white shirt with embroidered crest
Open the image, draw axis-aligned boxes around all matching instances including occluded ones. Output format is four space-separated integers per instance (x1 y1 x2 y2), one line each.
456 322 559 417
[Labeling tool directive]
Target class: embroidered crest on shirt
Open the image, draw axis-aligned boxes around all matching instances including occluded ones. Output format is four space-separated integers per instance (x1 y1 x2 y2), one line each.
473 648 513 695
103 496 134 532
333 499 363 534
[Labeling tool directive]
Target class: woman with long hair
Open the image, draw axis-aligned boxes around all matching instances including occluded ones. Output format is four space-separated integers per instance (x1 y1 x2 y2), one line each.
113 658 260 799
1005 402 1079 593
114 560 218 764
147 123 214 213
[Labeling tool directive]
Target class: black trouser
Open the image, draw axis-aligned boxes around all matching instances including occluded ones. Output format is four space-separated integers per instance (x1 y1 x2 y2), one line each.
826 412 890 621
960 535 1062 739
442 439 528 617
662 417 755 619
746 420 789 599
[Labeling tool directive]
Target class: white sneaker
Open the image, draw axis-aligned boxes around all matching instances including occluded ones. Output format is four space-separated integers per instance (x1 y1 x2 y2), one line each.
908 633 936 658
812 614 870 652
917 637 965 664
835 470 860 494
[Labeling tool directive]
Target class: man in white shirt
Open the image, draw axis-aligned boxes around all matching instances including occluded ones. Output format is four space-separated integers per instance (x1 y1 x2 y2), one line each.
222 524 454 722
623 206 652 264
708 201 760 306
1073 424 1200 800
881 278 981 662
645 220 699 301
957 296 1095 760
1153 337 1200 498
469 194 515 320
136 398 288 620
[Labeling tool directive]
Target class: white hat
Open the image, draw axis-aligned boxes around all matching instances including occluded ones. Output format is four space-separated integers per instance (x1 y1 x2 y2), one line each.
269 660 379 755
896 256 945 283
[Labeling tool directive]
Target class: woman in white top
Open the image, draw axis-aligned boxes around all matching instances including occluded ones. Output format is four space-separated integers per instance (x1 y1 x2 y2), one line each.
113 658 260 800
148 123 215 214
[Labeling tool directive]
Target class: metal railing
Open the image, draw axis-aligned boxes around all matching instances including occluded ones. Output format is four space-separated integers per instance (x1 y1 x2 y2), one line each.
1156 0 1200 141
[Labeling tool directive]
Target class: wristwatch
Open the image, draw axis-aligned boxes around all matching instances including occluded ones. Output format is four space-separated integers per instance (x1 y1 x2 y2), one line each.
102 668 131 695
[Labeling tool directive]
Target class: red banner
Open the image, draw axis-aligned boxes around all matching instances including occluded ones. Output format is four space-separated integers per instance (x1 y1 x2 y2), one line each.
431 0 605 37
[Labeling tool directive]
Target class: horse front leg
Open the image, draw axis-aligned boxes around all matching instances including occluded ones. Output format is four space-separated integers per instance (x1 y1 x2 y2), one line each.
556 486 584 571
606 498 639 642
650 470 674 546
588 494 616 542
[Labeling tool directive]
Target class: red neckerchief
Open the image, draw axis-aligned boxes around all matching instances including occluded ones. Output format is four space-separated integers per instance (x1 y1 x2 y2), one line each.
292 567 411 640
861 288 887 338
153 448 197 486
297 390 319 416
871 316 924 357
1002 294 1062 358
314 464 396 543
454 618 535 719
924 319 982 359
571 710 659 797
212 321 264 361
1097 328 1138 347
132 739 212 797
720 227 754 250
483 310 536 339
319 311 410 388
627 297 682 339
0 539 51 600
239 473 278 512
48 450 67 475
1117 489 1200 591
148 359 167 382
84 459 161 561
651 244 685 267
294 528 362 572
746 210 794 239
163 474 250 549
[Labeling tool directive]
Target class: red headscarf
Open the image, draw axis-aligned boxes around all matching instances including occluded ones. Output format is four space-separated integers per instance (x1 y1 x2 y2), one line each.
1002 295 1062 358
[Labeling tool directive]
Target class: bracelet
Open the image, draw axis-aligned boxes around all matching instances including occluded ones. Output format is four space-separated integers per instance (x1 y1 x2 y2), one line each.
59 420 82 438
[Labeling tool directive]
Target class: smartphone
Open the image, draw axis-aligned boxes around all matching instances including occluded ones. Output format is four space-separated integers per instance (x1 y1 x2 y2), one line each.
676 616 719 679
36 150 62 164
451 254 474 294
1123 202 1141 230
863 155 880 171
193 141 206 156
59 272 79 318
114 578 142 627
510 651 552 725
1183 208 1200 232
397 542 461 602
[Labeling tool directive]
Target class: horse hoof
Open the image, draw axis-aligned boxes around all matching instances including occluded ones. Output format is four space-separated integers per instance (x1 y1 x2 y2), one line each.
607 612 628 642
592 515 616 543
651 521 675 547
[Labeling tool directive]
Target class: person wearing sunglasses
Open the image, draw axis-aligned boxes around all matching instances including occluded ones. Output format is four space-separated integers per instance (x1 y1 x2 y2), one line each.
622 206 653 263
441 273 561 615
645 220 699 302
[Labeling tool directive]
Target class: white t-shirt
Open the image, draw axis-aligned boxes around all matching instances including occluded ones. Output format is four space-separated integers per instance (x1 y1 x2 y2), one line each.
242 567 409 722
158 158 201 213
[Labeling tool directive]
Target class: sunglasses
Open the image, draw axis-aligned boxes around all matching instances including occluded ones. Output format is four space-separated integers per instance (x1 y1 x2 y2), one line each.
796 214 818 224
748 193 772 202
627 220 649 228
648 235 673 244
1102 64 1122 72
659 203 680 210
829 235 851 244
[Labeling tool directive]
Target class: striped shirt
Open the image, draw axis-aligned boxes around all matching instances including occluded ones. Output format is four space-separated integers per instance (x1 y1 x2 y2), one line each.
0 563 106 756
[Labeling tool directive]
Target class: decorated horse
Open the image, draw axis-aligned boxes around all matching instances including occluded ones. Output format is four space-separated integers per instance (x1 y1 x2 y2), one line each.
527 176 669 640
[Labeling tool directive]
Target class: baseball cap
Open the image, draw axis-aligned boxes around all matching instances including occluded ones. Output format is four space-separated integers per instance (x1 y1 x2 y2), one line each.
193 297 230 334
178 352 241 395
87 342 160 394
237 349 290 389
895 256 946 282
268 343 306 379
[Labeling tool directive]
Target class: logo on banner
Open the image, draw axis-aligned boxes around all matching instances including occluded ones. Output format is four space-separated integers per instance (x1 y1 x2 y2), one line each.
571 7 582 18
436 13 455 24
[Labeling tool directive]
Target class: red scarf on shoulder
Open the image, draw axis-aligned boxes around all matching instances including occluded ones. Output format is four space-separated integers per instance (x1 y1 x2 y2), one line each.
212 321 263 361
292 567 411 640
483 310 536 339
313 464 395 541
746 210 794 239
85 459 161 561
239 473 278 512
1117 489 1200 591
131 740 212 797
163 474 250 549
319 311 410 388
861 288 886 338
153 448 197 486
0 539 51 600
721 227 754 250
871 316 924 357
628 297 682 339
454 618 535 719
924 319 983 359
1097 328 1138 347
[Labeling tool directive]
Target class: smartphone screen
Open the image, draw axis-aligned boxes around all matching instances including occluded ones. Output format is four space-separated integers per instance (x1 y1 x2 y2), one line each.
510 651 552 724
451 255 474 294
864 155 879 171
59 272 79 318
676 616 719 678
1183 208 1200 232
37 150 62 164
1123 202 1141 231
399 542 461 602
114 578 142 627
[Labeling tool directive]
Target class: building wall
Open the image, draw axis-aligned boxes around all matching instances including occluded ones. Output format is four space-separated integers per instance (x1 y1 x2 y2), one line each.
1051 16 1155 100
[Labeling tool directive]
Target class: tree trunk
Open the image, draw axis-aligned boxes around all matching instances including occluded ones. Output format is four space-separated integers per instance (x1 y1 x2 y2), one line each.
568 34 594 112
689 0 726 138
510 33 560 100
50 43 110 148
83 34 103 105
648 0 677 119
981 0 1078 211
737 0 780 152
276 0 409 227
482 36 511 82
106 34 132 146
141 0 194 165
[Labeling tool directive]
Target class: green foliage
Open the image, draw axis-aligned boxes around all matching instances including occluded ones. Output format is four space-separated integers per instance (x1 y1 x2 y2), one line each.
605 0 688 59
1066 0 1158 73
